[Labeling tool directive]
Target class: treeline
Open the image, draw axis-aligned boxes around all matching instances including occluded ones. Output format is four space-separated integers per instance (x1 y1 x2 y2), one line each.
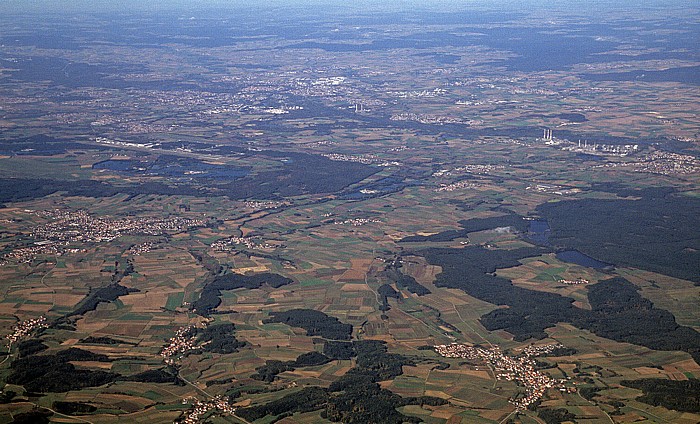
264 309 353 340
0 135 99 156
251 351 330 382
423 246 562 340
621 378 700 412
542 346 577 357
422 246 700 362
238 339 445 423
191 272 293 316
7 348 117 393
52 401 97 415
0 178 204 206
576 278 700 363
17 339 48 357
538 190 700 283
213 151 377 200
400 229 470 243
80 336 134 345
10 409 53 424
125 368 183 385
193 323 246 354
323 341 356 360
0 152 377 207
67 283 139 317
383 258 431 296
538 408 576 424
399 214 528 243
378 284 400 311
111 259 135 283
8 345 188 393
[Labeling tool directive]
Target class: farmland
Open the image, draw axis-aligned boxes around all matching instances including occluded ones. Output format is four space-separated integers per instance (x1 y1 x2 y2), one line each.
0 1 699 423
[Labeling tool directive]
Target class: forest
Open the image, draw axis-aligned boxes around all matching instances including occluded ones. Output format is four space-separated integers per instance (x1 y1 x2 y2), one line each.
125 368 182 384
378 283 400 311
191 272 293 316
237 308 449 422
0 178 204 206
422 246 564 340
7 348 117 393
382 258 431 295
16 339 48 357
67 283 139 317
0 150 377 206
263 309 353 340
538 189 700 283
216 151 378 199
422 247 700 362
576 278 700 363
193 323 246 354
400 214 528 243
251 351 330 382
237 339 444 423
52 401 97 415
8 345 188 393
621 378 700 412
537 408 577 424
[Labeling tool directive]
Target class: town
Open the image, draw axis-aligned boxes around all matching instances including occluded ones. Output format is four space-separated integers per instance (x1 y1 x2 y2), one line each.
0 209 206 265
30 209 205 243
595 150 700 175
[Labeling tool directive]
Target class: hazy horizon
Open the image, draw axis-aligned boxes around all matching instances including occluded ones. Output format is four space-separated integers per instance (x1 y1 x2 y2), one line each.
1 0 698 14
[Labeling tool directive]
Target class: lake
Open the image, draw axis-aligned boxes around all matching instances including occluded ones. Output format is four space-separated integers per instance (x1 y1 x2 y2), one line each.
556 250 613 270
526 219 551 246
527 219 614 269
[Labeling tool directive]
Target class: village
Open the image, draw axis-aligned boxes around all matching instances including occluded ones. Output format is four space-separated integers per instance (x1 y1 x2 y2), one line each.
435 180 481 192
322 153 401 167
160 325 201 366
4 316 48 347
433 164 506 178
211 236 276 252
179 396 237 424
434 343 573 410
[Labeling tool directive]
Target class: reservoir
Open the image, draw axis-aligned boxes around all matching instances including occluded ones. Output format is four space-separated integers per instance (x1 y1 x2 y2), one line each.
527 219 614 269
93 159 139 171
526 219 551 246
556 250 613 270
93 159 248 180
